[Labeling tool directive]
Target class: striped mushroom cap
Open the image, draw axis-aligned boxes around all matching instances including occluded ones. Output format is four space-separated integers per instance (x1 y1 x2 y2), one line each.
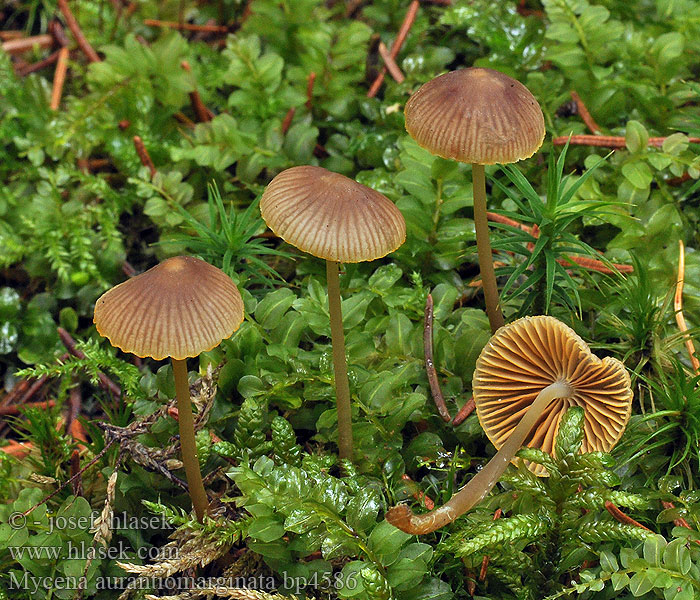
473 316 632 476
404 68 545 165
260 166 406 263
94 256 244 361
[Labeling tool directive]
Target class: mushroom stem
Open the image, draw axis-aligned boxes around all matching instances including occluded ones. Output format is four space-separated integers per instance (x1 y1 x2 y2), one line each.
386 379 573 534
326 260 353 460
172 358 209 522
472 163 504 333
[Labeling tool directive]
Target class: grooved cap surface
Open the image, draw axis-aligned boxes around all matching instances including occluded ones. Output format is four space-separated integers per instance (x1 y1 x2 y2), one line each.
473 316 632 475
260 166 406 263
405 68 545 165
94 256 244 360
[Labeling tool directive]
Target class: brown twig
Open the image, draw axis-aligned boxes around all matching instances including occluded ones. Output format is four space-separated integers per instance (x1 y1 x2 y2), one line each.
306 72 316 110
605 501 651 531
479 509 502 581
49 46 70 110
57 0 101 63
70 449 84 496
0 400 56 416
281 107 295 135
451 397 475 426
367 0 419 97
49 20 71 48
122 260 138 277
552 134 700 148
377 41 405 83
674 240 700 374
0 440 33 459
424 294 451 422
570 90 600 133
22 438 117 517
143 19 229 32
57 327 121 397
181 61 213 122
485 212 634 274
173 111 196 128
16 50 61 76
2 35 54 55
401 474 435 510
132 136 157 179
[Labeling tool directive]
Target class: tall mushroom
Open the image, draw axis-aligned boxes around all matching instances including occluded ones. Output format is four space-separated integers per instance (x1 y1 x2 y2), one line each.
386 315 632 534
404 68 545 332
260 166 406 460
94 256 244 522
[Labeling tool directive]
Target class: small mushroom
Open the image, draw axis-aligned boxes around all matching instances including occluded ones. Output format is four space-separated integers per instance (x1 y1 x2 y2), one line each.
94 256 244 522
404 68 545 332
261 166 406 460
386 315 632 534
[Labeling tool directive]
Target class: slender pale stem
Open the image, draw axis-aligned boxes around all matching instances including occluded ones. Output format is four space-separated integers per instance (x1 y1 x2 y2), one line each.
326 260 353 460
386 380 573 534
472 163 504 333
172 358 208 522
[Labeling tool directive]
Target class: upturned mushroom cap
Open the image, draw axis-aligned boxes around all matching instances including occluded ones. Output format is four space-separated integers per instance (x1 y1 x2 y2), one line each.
404 68 545 165
94 256 244 361
260 165 406 263
473 316 632 475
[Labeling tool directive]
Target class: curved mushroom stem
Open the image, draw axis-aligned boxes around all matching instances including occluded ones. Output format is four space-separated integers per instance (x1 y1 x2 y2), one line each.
472 163 504 333
326 260 353 461
172 358 209 523
386 379 573 534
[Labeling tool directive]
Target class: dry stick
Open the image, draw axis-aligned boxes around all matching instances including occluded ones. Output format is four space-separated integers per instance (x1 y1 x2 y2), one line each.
377 41 405 83
16 50 61 76
424 294 451 422
570 90 600 134
660 500 700 545
57 0 101 63
57 327 122 397
367 0 419 98
306 72 316 110
674 240 700 374
479 508 502 581
281 107 295 135
486 211 634 274
0 31 24 41
0 400 56 416
70 449 84 496
132 136 157 179
22 438 117 517
401 474 435 510
552 134 700 148
604 501 651 531
49 46 70 110
452 397 475 426
2 35 54 55
143 19 229 32
181 61 213 122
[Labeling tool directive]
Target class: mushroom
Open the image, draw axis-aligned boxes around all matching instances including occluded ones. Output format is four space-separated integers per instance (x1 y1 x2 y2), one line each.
260 166 406 460
94 256 244 522
404 68 545 332
385 315 632 534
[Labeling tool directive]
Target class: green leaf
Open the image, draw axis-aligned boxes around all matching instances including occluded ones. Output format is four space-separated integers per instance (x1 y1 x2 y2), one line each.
367 521 411 566
255 288 296 329
625 120 649 153
248 516 286 542
622 161 653 189
385 313 414 355
663 538 692 575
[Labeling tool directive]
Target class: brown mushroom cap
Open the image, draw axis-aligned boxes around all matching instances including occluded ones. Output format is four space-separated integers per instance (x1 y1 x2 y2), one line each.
404 68 545 165
260 165 406 263
473 316 632 475
94 256 244 361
